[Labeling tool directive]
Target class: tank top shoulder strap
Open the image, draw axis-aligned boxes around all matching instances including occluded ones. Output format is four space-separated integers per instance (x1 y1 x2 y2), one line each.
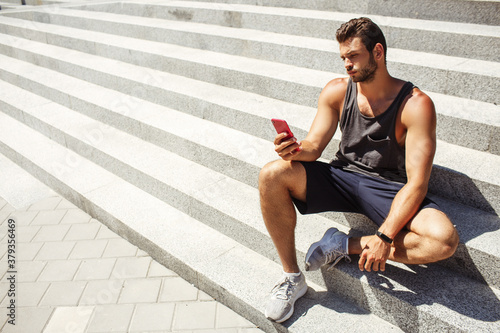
386 81 415 134
339 79 356 131
391 81 415 113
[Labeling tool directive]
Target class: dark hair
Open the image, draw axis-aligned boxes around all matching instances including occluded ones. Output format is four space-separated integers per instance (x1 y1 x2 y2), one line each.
336 17 387 63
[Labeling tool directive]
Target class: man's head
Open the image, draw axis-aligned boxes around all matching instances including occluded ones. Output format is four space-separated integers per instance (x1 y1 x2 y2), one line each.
336 17 387 64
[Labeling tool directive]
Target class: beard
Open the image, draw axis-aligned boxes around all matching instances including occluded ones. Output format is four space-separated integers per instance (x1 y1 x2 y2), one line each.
351 54 377 83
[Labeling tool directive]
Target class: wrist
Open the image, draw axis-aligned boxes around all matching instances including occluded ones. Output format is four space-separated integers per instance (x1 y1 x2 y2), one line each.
376 230 393 244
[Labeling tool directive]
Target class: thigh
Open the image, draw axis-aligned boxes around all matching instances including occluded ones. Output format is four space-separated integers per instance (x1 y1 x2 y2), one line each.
292 161 362 215
356 176 444 227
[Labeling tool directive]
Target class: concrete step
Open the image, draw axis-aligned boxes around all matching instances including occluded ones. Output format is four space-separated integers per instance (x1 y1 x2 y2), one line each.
2 10 499 106
0 3 23 10
0 0 21 4
0 108 405 333
0 54 498 289
23 0 88 5
67 0 500 61
0 149 56 209
0 79 499 332
176 0 500 26
0 33 498 214
0 0 34 11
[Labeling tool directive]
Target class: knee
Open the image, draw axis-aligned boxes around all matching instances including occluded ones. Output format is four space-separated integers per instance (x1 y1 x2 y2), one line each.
442 227 459 260
432 221 459 261
259 160 307 203
415 209 459 261
259 160 289 189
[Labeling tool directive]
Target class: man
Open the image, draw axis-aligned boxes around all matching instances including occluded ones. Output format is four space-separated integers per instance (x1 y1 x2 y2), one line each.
259 17 459 323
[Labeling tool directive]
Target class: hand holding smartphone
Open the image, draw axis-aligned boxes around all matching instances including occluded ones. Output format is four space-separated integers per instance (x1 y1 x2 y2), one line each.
271 118 301 154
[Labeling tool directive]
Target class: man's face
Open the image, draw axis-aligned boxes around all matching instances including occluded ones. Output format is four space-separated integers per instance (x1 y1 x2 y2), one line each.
339 37 377 83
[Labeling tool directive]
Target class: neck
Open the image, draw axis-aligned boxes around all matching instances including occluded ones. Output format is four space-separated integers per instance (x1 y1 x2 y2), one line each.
357 69 398 101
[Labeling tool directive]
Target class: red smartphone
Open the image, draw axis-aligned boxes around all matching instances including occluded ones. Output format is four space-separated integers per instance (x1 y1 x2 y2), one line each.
271 118 294 139
271 118 301 152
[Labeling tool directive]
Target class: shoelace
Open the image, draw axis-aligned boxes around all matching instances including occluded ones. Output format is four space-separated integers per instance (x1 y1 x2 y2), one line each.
325 249 351 271
271 277 296 300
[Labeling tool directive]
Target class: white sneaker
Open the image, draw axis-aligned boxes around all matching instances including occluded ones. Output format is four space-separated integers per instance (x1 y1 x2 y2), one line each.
305 228 351 271
265 272 307 323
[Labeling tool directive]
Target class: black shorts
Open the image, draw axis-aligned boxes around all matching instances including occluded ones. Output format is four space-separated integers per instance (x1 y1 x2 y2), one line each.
292 161 440 227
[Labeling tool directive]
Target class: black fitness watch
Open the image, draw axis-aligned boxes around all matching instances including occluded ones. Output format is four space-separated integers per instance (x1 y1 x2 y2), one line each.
376 231 393 244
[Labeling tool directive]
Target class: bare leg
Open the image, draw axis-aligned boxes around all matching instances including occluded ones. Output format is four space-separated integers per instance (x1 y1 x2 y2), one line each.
259 160 307 273
349 208 459 265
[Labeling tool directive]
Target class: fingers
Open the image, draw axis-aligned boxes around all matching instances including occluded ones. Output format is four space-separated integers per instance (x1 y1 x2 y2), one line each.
273 132 292 146
358 252 375 272
274 133 301 157
358 250 386 272
358 250 366 271
379 260 386 272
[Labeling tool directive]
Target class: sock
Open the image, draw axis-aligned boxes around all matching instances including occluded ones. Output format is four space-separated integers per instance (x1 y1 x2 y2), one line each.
283 270 301 278
344 237 350 255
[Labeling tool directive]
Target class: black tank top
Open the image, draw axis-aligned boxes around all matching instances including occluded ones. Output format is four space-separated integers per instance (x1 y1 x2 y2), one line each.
330 79 415 183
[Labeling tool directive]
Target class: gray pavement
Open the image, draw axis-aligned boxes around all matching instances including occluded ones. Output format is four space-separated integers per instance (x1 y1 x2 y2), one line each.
0 193 264 333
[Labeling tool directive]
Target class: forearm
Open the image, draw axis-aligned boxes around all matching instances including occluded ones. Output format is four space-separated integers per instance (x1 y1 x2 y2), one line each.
378 183 428 239
287 139 323 162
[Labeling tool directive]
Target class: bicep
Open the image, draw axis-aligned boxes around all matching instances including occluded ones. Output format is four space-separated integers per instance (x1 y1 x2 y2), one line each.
305 101 338 150
304 80 345 154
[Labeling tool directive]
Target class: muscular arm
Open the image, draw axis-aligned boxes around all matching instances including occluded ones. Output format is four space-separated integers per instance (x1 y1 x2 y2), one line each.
380 90 436 238
275 78 347 161
360 89 437 271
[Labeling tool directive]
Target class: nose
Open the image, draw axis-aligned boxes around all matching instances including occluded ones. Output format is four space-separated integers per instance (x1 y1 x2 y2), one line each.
344 58 353 69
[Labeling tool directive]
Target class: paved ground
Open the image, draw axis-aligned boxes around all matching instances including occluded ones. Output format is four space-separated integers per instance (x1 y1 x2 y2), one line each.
0 194 265 333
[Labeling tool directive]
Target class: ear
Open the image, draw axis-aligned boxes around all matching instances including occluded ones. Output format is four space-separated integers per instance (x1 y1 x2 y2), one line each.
373 43 384 61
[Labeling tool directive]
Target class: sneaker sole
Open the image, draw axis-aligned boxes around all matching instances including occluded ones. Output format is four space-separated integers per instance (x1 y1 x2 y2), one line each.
304 227 339 271
269 283 308 324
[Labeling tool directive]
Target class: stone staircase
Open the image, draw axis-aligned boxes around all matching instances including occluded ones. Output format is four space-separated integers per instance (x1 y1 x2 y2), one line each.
0 0 499 331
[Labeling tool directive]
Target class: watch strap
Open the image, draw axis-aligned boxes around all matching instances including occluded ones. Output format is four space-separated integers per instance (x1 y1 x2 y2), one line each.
376 231 393 244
